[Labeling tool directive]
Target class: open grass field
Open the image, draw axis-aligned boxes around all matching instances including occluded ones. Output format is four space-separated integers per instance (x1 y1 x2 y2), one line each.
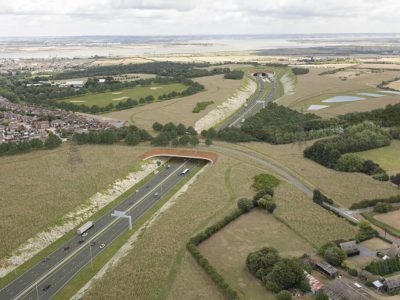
83 153 267 299
104 75 243 131
357 140 400 175
199 209 315 300
0 144 151 259
277 67 400 118
273 182 357 248
375 210 400 231
231 142 399 208
59 83 187 107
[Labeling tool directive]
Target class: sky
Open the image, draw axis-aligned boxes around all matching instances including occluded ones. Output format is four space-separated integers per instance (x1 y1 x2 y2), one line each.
0 0 399 36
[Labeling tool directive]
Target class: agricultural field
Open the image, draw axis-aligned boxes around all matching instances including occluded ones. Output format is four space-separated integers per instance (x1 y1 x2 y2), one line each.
230 142 399 208
199 209 315 300
276 67 400 117
374 210 400 231
357 140 400 175
104 74 243 131
0 144 151 258
385 79 400 91
81 151 280 299
59 83 187 107
273 181 357 247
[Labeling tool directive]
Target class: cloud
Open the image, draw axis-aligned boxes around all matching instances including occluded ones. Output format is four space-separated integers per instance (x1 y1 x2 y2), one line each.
0 0 399 36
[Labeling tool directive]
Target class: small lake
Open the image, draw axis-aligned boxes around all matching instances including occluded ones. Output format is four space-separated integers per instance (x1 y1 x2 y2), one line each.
357 92 385 97
308 105 329 111
322 96 365 103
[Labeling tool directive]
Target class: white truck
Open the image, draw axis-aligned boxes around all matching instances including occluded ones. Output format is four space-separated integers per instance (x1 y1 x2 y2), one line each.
77 221 94 235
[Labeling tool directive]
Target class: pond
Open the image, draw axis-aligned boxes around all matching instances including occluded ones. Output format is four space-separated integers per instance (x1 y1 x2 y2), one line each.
307 105 330 111
322 95 365 103
357 92 385 97
381 90 400 95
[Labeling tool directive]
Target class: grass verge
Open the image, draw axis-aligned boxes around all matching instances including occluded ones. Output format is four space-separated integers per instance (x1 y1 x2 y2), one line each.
54 161 207 299
0 161 161 290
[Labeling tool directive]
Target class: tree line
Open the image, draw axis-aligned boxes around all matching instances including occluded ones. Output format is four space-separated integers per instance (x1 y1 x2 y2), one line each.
1 76 204 114
73 126 152 146
52 62 230 80
151 122 199 147
303 122 391 178
0 133 62 156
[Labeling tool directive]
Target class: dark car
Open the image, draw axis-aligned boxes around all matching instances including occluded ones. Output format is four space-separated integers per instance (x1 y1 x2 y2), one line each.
42 284 51 291
41 257 49 263
78 240 85 244
64 246 70 251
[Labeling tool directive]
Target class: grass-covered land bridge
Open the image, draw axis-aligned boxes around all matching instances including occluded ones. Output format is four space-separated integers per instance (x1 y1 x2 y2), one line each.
141 149 218 164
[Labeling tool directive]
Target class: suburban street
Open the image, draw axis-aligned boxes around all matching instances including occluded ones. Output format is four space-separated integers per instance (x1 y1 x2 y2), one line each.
0 158 200 300
221 73 275 129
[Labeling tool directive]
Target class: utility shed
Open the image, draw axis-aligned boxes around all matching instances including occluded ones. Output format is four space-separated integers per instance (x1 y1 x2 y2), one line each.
315 261 339 278
339 240 360 256
386 243 400 258
384 275 400 292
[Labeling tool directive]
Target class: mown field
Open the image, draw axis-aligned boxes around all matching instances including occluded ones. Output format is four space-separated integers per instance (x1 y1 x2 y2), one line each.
59 83 187 107
277 67 400 117
232 142 399 208
375 210 400 231
104 75 243 131
357 140 400 175
199 209 315 300
0 144 151 259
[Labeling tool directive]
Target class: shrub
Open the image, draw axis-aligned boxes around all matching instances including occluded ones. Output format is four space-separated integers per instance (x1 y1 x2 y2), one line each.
350 195 400 209
390 173 400 186
373 172 389 181
44 132 62 149
237 198 254 212
312 189 334 205
265 258 307 293
276 290 292 300
292 67 309 75
373 202 392 213
224 70 244 80
152 122 163 131
336 154 365 172
348 268 358 276
205 138 212 145
246 247 280 280
253 174 280 191
356 221 377 242
324 246 347 267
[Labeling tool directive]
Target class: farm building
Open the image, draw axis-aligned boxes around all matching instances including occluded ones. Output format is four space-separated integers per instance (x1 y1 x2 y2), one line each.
315 261 339 278
386 243 400 258
339 241 360 256
384 275 400 292
359 270 374 281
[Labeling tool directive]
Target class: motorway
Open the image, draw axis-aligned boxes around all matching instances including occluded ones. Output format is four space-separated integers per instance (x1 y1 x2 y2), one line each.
220 73 276 129
0 158 200 300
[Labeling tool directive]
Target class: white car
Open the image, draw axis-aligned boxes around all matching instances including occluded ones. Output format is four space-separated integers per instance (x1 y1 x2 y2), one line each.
99 243 105 249
82 232 88 237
